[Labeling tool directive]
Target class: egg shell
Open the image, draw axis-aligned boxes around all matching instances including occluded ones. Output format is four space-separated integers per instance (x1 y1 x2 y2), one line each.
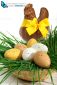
33 51 51 68
15 43 27 52
32 43 48 53
22 48 37 60
4 48 21 60
15 43 27 56
27 38 37 47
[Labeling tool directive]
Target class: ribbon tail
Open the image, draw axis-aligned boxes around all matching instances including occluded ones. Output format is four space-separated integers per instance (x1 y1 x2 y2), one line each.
39 26 48 38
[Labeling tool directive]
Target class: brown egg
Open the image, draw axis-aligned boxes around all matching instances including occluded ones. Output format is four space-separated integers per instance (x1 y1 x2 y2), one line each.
27 38 37 47
33 51 51 68
15 43 27 56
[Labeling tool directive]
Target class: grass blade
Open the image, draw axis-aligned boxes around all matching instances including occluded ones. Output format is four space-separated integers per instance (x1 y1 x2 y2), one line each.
37 68 41 85
48 69 54 85
32 70 35 85
0 44 10 52
0 67 18 84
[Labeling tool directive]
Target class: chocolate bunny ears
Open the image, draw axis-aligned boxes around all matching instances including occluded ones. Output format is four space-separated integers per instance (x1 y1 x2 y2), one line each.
24 4 49 20
19 4 49 41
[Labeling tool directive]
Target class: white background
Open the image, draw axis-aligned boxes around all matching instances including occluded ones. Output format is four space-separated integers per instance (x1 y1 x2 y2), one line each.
0 0 57 40
0 0 57 85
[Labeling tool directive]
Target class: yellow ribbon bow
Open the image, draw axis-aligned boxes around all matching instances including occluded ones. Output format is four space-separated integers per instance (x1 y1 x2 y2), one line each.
21 18 50 38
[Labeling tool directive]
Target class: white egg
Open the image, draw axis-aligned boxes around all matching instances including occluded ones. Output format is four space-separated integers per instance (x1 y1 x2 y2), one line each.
32 43 48 53
22 48 36 60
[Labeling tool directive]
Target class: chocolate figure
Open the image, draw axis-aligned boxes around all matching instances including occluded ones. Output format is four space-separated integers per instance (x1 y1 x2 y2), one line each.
19 4 49 41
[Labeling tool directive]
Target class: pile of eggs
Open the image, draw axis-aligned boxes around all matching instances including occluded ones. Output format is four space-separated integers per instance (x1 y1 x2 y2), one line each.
4 38 51 68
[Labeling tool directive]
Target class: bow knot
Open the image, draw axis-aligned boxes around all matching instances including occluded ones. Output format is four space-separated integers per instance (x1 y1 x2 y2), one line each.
21 18 50 38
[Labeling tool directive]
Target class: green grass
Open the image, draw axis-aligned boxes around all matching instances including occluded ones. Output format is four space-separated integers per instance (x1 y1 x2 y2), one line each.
0 26 57 85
